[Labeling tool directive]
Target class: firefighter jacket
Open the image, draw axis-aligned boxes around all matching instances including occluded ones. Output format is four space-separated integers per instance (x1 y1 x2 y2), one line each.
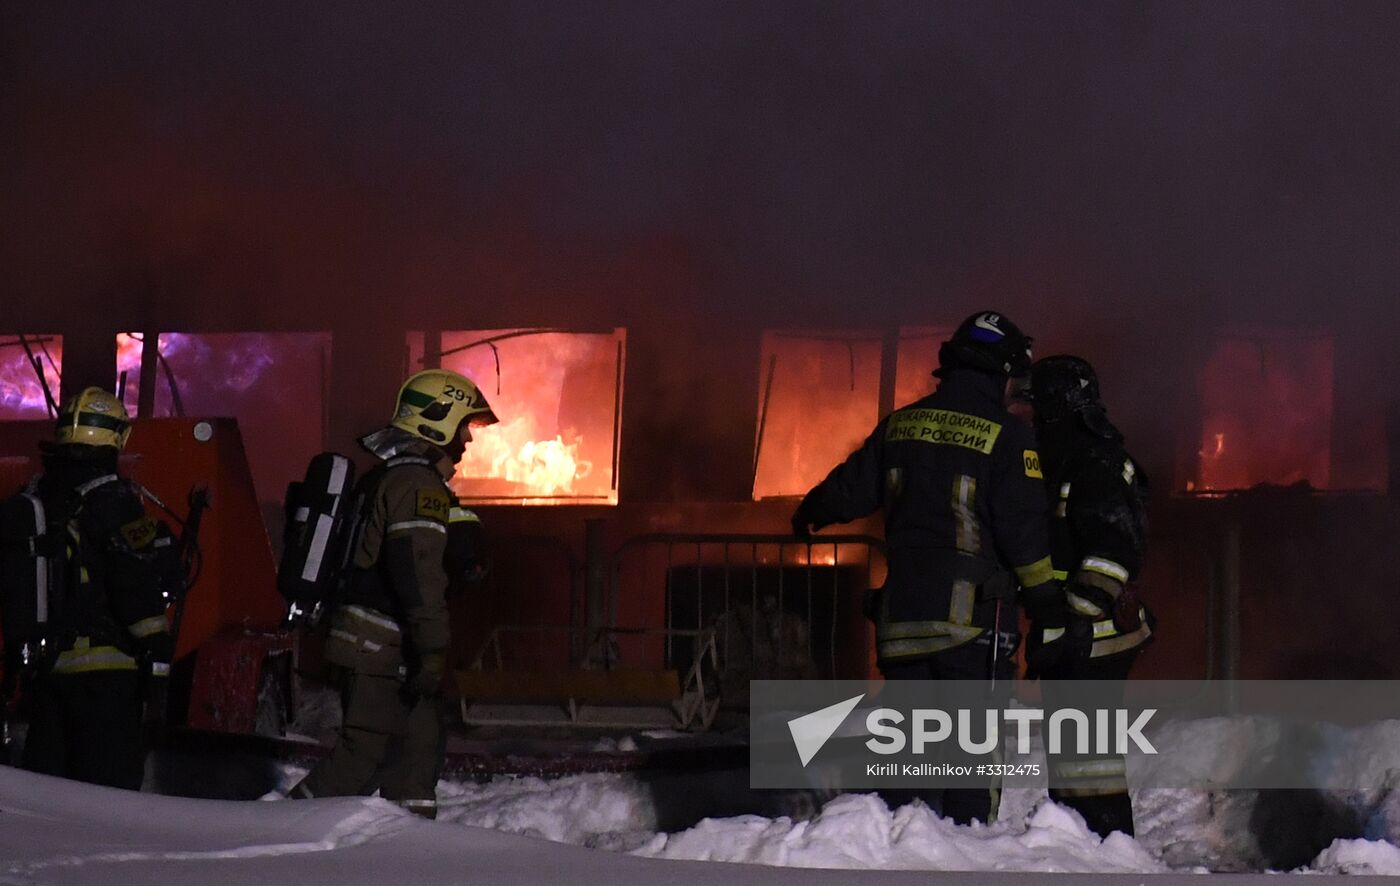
325 431 452 679
796 368 1057 663
19 447 173 677
1039 420 1154 660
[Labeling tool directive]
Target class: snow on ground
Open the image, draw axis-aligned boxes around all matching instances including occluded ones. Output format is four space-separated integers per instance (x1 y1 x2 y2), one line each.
17 700 1400 880
0 765 1367 886
286 707 1400 876
259 761 1394 875
1311 838 1400 875
635 792 1166 873
436 771 658 848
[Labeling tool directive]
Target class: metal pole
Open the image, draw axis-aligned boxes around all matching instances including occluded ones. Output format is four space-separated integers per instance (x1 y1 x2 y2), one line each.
585 518 606 665
722 542 732 671
611 338 624 495
665 542 675 667
1221 511 1242 709
17 335 58 417
137 329 159 418
751 542 759 673
422 329 443 369
776 542 785 675
753 353 778 482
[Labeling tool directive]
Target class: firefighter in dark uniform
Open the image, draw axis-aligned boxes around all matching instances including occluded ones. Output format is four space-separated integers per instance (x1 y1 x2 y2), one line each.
1024 355 1153 838
792 311 1062 825
2 387 175 789
291 368 497 819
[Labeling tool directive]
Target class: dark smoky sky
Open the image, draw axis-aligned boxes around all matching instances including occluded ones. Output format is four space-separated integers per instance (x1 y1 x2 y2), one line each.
3 1 1400 477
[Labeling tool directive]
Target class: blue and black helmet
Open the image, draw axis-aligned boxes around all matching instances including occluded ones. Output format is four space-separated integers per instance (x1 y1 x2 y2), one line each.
938 311 1034 377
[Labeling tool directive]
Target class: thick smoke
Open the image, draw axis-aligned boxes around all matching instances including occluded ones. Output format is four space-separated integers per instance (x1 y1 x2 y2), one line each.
3 1 1400 489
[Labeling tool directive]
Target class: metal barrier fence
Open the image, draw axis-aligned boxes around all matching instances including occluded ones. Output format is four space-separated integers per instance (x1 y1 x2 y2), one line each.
608 533 887 691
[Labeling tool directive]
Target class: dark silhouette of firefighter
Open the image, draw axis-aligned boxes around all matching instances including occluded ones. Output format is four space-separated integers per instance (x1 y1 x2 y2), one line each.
1 387 176 789
1024 354 1154 838
791 311 1060 825
291 368 496 819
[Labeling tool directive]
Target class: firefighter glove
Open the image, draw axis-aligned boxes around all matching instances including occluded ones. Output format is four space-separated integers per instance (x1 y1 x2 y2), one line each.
404 651 446 700
1025 612 1093 679
791 500 825 541
790 512 812 541
1019 580 1066 625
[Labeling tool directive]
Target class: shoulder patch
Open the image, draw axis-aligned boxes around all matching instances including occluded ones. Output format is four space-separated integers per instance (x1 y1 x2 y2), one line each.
415 488 451 522
1122 459 1136 485
1023 450 1043 479
120 516 157 550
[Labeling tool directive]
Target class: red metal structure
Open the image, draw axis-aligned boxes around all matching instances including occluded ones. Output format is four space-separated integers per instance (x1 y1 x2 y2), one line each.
0 417 293 735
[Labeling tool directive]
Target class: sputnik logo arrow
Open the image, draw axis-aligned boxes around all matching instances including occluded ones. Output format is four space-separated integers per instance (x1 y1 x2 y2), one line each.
787 694 865 767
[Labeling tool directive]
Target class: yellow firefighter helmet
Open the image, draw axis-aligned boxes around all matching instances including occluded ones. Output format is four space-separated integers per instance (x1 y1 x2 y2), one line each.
391 369 498 446
54 387 132 450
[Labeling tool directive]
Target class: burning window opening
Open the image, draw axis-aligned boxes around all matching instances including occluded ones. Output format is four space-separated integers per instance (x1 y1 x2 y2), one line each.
752 330 883 500
408 328 625 505
0 335 63 420
1186 331 1336 493
115 333 188 417
116 332 332 506
894 326 954 407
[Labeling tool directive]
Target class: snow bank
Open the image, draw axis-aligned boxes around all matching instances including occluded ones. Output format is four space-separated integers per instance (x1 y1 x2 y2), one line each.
1311 838 1400 875
437 773 657 847
262 704 1400 875
635 792 1167 873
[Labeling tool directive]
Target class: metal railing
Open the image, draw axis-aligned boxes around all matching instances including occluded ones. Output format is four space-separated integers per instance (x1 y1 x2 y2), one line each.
608 533 886 686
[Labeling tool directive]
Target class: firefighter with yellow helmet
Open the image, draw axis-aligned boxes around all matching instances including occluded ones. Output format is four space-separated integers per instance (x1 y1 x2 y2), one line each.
1 387 175 789
291 369 496 818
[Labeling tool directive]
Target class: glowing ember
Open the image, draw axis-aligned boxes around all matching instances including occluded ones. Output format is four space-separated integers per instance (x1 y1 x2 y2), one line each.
752 545 847 568
795 547 838 567
0 335 63 419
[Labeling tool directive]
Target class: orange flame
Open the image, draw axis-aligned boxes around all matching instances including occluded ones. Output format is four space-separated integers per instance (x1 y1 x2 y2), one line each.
427 328 621 504
455 415 591 497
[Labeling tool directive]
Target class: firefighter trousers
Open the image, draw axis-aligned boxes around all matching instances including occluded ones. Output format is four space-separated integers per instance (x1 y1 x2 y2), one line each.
22 670 146 790
1039 649 1140 837
877 633 1017 825
293 669 444 818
